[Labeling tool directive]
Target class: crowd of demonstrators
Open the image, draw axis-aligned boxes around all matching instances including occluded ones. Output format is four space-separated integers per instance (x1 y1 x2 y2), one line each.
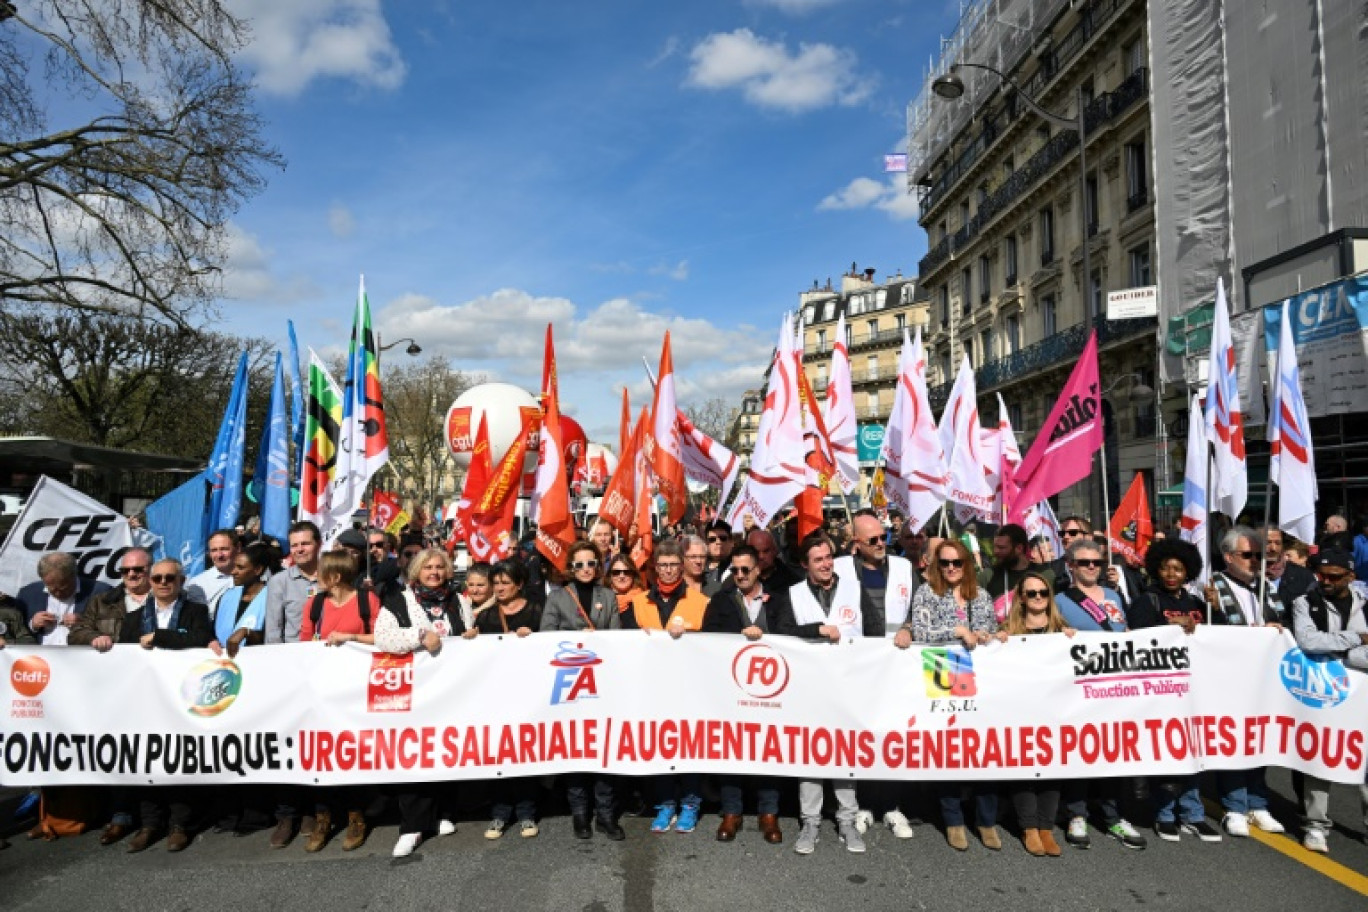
4 502 1368 862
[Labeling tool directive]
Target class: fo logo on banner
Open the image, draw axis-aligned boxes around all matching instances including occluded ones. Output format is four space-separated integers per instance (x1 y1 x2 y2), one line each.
1279 647 1351 709
922 647 976 699
731 643 790 702
182 659 242 717
549 642 601 705
368 653 414 713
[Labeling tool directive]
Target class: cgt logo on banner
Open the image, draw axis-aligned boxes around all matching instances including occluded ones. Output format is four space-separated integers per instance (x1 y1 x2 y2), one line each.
1279 647 1352 709
731 643 790 705
549 642 601 705
922 646 976 712
368 653 414 713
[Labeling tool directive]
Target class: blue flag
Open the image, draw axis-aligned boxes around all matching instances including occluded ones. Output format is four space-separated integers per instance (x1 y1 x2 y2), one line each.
146 472 209 577
287 320 306 487
206 352 249 536
255 353 292 543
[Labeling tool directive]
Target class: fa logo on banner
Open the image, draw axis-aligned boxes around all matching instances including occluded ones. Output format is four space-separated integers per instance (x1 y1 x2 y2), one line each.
550 642 602 705
922 647 977 712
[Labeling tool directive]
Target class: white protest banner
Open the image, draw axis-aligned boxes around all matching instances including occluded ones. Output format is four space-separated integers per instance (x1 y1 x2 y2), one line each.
1 627 1363 787
0 476 134 596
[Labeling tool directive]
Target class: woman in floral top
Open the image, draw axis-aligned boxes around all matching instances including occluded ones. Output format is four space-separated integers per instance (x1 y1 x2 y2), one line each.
903 538 1000 853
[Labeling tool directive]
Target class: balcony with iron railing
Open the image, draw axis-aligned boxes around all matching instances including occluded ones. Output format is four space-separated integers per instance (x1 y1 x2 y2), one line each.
919 66 1149 277
850 368 888 386
918 0 1131 216
805 341 834 357
857 404 891 420
849 328 904 350
1127 187 1149 213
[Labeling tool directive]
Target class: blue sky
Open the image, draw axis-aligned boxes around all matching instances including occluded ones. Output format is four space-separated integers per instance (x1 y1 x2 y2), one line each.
221 0 957 444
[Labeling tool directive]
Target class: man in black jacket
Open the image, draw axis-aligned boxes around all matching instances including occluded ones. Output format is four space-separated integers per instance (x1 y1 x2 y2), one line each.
117 558 213 853
701 544 784 845
1263 525 1315 610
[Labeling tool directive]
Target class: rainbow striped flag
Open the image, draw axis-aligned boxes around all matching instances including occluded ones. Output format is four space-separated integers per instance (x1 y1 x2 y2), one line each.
328 276 389 543
299 349 344 536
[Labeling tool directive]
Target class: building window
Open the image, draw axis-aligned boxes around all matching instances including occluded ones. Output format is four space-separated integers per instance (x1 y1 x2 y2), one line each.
1124 37 1144 76
866 390 879 415
1006 313 1021 353
1009 402 1023 431
940 349 952 384
895 313 906 332
979 255 991 303
1090 271 1103 319
1005 235 1018 284
1081 77 1095 106
849 295 864 316
1003 155 1014 178
1129 245 1152 286
1040 206 1056 265
977 184 988 206
804 305 815 324
961 267 972 315
939 285 950 326
866 319 878 341
875 289 887 309
1085 173 1099 237
866 354 878 380
1042 294 1057 337
821 300 835 321
816 329 826 352
979 329 993 364
844 322 852 347
961 200 971 229
1126 139 1148 211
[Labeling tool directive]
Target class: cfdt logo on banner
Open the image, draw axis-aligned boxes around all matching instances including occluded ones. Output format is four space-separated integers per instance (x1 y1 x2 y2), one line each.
549 643 601 705
731 643 790 707
9 654 50 719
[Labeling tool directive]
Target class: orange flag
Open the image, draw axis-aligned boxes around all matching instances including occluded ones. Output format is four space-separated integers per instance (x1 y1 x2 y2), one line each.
1108 473 1153 565
468 412 532 562
648 332 687 525
795 359 837 540
451 412 493 552
533 325 575 570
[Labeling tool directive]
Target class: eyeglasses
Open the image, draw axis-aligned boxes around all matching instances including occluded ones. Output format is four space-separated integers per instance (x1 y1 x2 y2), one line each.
1316 570 1349 582
1072 558 1104 568
707 535 729 543
862 535 885 546
1235 550 1262 560
369 542 386 551
150 574 178 584
732 566 756 576
1022 588 1050 599
118 565 149 576
609 569 635 578
938 558 964 569
571 560 598 570
656 562 682 570
1061 528 1084 538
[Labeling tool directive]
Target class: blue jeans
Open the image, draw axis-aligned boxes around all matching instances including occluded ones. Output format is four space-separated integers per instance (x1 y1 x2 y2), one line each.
938 783 997 828
1152 777 1203 824
719 776 779 816
1217 767 1269 814
654 773 702 810
490 777 537 823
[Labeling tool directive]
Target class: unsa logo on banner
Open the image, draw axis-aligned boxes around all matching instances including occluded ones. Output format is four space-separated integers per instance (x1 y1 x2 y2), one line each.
1280 647 1352 709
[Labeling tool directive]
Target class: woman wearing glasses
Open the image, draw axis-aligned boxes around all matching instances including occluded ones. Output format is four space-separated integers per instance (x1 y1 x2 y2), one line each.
605 554 645 613
900 538 998 851
541 541 625 841
998 573 1073 856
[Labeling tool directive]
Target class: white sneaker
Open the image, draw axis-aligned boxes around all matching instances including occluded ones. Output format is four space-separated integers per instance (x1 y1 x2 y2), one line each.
853 809 874 835
519 819 539 838
883 810 914 839
438 819 456 836
392 832 421 857
1248 809 1285 834
1302 829 1329 853
1221 812 1250 837
484 819 507 840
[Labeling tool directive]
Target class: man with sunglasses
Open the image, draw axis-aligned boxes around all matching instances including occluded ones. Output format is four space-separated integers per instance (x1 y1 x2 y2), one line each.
1289 548 1368 853
1205 526 1288 839
69 548 155 653
745 529 801 598
1261 525 1315 612
701 544 785 845
702 520 734 594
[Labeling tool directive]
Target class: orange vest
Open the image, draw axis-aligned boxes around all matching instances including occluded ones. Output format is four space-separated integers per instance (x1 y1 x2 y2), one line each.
629 588 709 631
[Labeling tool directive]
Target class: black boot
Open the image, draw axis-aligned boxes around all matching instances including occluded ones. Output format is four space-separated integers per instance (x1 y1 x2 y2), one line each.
595 814 625 841
573 813 592 839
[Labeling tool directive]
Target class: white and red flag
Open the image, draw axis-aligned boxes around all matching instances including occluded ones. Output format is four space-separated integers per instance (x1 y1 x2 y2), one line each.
1179 392 1210 584
1008 331 1104 524
822 312 859 494
531 325 574 570
960 394 1022 524
677 410 741 508
1268 300 1317 544
727 314 806 530
649 332 688 526
1203 278 1247 519
877 327 947 532
940 355 995 519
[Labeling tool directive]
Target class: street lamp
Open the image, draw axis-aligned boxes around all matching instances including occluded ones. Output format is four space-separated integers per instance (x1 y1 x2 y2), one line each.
379 336 423 356
931 62 1096 324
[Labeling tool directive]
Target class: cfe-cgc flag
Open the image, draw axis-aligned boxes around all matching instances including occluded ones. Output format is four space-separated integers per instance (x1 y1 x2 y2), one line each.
1108 473 1153 566
1268 301 1317 545
1009 331 1104 524
0 476 134 595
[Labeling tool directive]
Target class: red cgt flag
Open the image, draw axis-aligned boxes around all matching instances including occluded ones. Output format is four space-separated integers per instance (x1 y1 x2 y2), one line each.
1108 473 1153 565
533 325 574 570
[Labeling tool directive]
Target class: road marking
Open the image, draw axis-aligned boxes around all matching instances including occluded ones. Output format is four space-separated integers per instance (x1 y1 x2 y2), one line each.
1205 800 1368 897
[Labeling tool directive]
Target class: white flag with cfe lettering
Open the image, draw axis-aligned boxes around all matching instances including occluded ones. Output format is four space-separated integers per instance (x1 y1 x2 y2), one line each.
0 476 134 596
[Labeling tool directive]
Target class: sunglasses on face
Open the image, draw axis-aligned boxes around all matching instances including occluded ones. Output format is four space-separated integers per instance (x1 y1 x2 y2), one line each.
1061 529 1083 537
118 566 149 576
732 566 756 576
1317 570 1349 582
368 542 386 550
938 558 964 569
1235 550 1262 560
571 560 598 570
707 535 728 543
609 569 634 578
862 535 885 546
150 574 178 584
1022 587 1050 598
1073 558 1104 568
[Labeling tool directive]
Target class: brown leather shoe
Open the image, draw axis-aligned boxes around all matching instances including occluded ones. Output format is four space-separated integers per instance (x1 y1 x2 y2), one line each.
303 810 330 853
299 814 316 838
166 827 190 852
716 813 743 842
127 827 159 853
946 824 969 851
979 825 1002 850
340 811 367 851
1038 828 1062 857
1021 827 1045 856
26 823 50 841
99 823 130 846
758 814 783 844
269 818 296 849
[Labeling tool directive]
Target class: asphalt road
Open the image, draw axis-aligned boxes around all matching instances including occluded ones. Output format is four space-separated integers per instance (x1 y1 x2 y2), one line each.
2 770 1365 912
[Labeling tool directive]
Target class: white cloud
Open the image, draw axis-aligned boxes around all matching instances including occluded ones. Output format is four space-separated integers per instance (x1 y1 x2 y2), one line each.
818 175 920 221
648 259 690 281
232 0 407 96
686 29 873 113
328 203 356 238
648 36 681 68
220 222 319 302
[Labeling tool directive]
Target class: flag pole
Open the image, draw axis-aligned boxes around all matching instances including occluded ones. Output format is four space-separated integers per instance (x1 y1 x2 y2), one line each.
1099 434 1113 568
1204 445 1214 625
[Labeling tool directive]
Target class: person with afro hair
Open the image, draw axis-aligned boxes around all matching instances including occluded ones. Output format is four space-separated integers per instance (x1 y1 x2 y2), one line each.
1131 538 1208 631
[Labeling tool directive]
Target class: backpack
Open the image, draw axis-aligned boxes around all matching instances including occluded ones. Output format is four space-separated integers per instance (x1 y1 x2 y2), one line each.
308 590 374 638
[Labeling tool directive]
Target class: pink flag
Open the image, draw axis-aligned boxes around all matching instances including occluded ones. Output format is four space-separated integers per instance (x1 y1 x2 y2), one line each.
878 328 947 532
1008 331 1104 523
822 312 859 494
1203 278 1248 519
